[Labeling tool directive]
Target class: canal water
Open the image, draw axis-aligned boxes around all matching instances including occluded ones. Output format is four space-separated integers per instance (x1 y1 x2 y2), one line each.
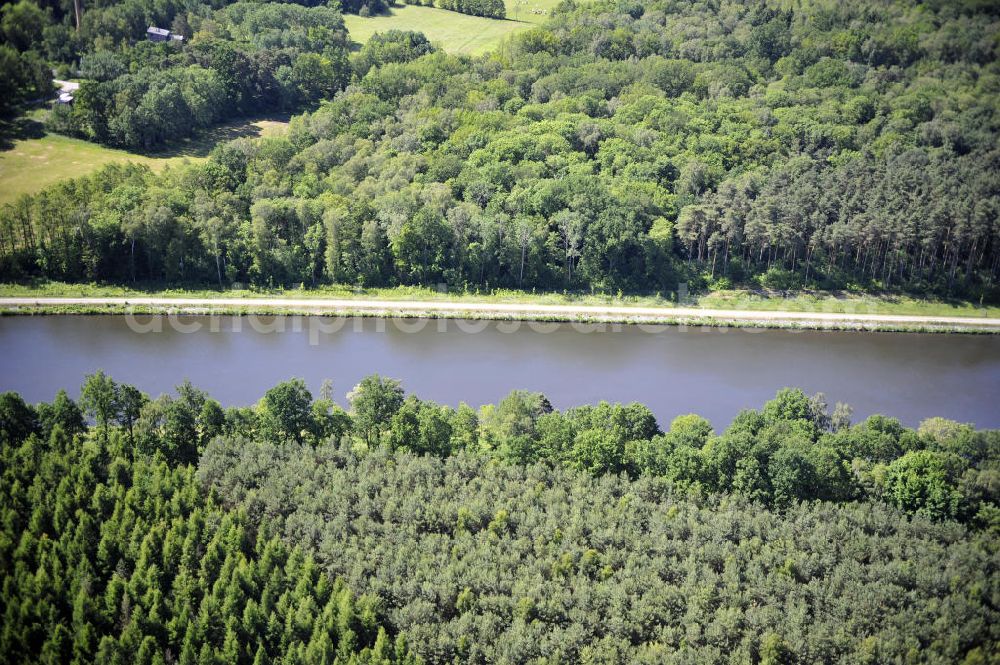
1 314 998 428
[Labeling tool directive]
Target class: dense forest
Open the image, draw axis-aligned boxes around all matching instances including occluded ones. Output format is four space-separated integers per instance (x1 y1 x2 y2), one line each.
2 0 999 299
61 1 353 149
0 383 417 664
0 0 500 130
1 374 997 662
5 0 353 149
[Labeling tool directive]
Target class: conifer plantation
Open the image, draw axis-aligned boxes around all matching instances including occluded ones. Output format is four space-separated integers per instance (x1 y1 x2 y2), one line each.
2 375 997 662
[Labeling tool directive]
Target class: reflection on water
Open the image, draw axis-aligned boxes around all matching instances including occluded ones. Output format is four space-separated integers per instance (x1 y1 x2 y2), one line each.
1 315 998 428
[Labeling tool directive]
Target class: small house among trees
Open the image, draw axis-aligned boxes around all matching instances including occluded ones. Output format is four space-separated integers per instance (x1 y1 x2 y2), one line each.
54 79 79 104
146 26 183 42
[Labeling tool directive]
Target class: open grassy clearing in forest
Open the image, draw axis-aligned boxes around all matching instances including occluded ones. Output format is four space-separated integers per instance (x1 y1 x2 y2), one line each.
344 4 530 55
0 117 289 205
505 0 563 24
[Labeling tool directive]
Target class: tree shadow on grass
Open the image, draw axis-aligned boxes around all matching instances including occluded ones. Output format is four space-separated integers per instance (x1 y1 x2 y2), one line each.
344 7 425 51
1 111 290 163
138 114 292 159
0 115 47 152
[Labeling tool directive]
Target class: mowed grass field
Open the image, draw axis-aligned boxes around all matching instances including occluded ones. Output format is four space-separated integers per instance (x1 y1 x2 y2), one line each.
344 0 569 55
0 134 188 205
0 117 289 205
344 5 525 55
505 0 563 24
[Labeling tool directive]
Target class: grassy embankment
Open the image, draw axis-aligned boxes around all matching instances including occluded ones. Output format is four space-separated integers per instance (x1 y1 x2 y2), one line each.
0 116 289 205
1 281 997 324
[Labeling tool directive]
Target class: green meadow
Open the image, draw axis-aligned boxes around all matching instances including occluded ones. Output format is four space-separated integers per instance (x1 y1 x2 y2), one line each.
0 117 288 205
343 2 545 55
505 0 563 24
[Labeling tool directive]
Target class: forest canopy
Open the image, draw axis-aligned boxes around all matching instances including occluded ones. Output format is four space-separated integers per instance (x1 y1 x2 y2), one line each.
46 2 352 149
3 2 999 662
2 0 999 299
1 375 998 662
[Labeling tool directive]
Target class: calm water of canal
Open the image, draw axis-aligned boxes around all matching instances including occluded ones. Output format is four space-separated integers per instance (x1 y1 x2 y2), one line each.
1 315 998 428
